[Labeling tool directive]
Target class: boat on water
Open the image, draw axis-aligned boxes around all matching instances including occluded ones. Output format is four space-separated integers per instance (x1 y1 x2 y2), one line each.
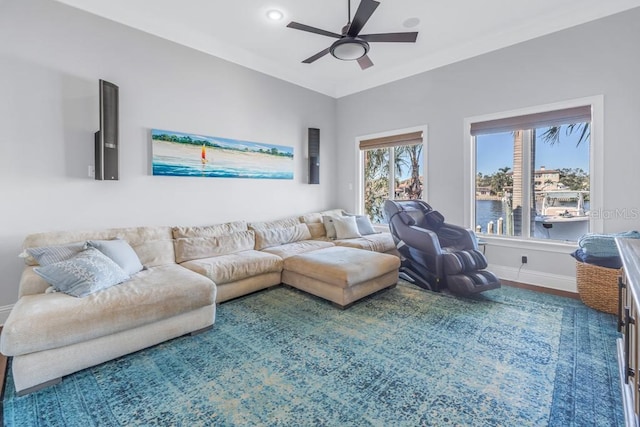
534 190 589 241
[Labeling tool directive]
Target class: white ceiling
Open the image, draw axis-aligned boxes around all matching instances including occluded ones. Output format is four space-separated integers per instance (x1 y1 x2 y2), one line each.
54 0 640 98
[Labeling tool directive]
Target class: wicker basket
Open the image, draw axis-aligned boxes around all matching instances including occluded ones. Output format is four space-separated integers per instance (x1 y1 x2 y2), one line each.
575 261 620 314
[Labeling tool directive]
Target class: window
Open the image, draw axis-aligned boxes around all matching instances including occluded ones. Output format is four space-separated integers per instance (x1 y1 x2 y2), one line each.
471 105 592 242
359 130 425 223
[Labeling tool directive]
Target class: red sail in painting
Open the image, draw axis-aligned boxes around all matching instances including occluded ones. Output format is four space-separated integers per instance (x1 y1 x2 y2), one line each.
201 144 207 164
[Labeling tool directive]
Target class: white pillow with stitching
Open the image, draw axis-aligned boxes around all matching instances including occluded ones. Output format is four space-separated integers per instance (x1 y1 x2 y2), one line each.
332 215 362 239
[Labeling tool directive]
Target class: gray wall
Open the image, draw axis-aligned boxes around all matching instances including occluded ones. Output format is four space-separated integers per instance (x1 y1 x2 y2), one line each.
1 1 639 311
336 8 640 290
0 0 337 312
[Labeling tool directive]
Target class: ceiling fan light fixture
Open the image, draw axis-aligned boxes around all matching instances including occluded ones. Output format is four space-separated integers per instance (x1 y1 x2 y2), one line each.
330 38 369 61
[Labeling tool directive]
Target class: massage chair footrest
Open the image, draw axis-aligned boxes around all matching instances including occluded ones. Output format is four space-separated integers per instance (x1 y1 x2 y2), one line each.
446 270 501 295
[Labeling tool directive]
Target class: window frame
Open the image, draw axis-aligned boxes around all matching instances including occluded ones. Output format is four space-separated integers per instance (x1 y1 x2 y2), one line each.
356 125 428 222
463 96 604 248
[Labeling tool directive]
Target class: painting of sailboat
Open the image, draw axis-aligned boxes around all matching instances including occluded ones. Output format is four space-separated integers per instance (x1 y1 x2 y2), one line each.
151 129 294 179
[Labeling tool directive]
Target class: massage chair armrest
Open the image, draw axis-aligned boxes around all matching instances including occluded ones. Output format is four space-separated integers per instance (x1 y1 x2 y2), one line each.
396 225 443 254
438 223 478 250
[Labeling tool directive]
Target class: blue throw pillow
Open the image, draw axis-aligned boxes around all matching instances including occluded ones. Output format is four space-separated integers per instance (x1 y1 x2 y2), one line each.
85 239 143 275
26 242 85 266
34 247 130 297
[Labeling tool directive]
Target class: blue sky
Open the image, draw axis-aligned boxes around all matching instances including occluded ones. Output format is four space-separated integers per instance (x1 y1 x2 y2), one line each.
476 125 590 175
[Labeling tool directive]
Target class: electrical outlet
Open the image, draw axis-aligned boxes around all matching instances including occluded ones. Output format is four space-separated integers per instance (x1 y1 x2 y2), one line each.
521 255 528 264
88 165 95 178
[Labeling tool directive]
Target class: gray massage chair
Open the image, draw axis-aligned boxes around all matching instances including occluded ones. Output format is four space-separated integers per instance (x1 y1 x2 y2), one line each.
383 199 501 295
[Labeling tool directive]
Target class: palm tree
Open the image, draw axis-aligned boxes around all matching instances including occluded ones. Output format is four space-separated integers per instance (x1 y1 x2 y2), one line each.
363 148 390 222
541 123 590 146
395 144 423 199
491 166 512 196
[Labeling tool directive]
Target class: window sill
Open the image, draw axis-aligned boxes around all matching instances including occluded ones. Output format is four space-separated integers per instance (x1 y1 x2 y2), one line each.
477 234 577 254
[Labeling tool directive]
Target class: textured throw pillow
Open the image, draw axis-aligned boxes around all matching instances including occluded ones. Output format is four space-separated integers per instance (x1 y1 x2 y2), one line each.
24 242 85 266
342 212 378 236
33 247 130 297
332 215 362 239
85 239 144 275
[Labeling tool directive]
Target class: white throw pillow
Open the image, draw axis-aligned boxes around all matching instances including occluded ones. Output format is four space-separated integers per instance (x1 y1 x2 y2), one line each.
342 211 378 235
332 215 362 239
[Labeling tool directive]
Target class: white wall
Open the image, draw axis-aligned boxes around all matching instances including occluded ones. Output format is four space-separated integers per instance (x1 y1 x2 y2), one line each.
336 7 640 292
0 0 337 311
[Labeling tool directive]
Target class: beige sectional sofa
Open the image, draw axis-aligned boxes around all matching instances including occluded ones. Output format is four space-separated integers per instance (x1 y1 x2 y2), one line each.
1 209 399 395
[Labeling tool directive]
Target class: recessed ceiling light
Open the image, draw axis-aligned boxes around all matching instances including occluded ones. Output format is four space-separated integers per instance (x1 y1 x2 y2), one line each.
267 9 284 21
403 17 420 28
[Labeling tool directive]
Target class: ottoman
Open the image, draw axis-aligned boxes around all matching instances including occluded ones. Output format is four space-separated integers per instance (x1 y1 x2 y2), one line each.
282 246 400 308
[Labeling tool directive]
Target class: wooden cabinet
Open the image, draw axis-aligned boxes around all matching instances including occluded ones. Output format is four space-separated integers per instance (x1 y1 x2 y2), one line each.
616 237 640 427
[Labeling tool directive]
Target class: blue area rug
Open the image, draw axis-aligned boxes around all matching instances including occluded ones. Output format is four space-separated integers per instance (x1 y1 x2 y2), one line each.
3 283 622 426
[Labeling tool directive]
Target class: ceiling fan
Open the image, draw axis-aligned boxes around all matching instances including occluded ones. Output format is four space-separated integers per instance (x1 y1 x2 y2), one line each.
287 0 418 70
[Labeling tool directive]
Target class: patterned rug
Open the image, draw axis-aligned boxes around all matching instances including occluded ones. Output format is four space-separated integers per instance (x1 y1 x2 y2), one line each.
2 283 622 426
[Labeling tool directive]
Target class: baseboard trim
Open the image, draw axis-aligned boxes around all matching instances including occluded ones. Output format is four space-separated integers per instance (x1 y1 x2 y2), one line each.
0 305 13 326
489 264 577 294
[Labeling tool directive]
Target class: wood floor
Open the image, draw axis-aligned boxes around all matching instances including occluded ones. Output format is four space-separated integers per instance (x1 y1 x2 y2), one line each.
502 279 580 300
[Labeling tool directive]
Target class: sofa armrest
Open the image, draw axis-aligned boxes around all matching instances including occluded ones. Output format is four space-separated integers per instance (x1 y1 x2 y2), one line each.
19 267 50 297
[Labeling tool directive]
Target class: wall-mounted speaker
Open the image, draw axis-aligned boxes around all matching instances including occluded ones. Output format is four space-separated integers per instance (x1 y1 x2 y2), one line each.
95 79 119 180
308 128 320 184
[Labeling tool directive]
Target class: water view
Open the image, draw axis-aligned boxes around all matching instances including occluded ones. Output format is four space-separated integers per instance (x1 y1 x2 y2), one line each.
476 199 590 240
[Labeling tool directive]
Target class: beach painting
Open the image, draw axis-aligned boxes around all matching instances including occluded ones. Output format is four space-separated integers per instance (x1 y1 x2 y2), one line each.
151 129 294 179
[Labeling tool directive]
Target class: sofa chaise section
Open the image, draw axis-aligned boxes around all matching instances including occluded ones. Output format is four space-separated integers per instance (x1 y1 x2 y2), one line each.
282 246 400 308
1 226 217 395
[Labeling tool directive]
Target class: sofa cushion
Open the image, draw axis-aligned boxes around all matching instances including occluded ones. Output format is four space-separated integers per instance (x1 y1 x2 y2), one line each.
300 212 323 224
306 223 326 239
22 226 175 268
1 264 216 356
248 216 301 231
174 230 255 263
320 209 345 218
18 267 51 297
333 233 396 253
254 223 311 250
262 240 334 259
180 250 283 285
85 239 144 275
34 248 130 298
172 221 248 239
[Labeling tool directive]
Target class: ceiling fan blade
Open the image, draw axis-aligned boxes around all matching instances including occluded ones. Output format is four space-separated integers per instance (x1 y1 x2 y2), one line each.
347 0 380 37
302 47 331 64
359 32 418 43
287 22 341 39
357 54 374 70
